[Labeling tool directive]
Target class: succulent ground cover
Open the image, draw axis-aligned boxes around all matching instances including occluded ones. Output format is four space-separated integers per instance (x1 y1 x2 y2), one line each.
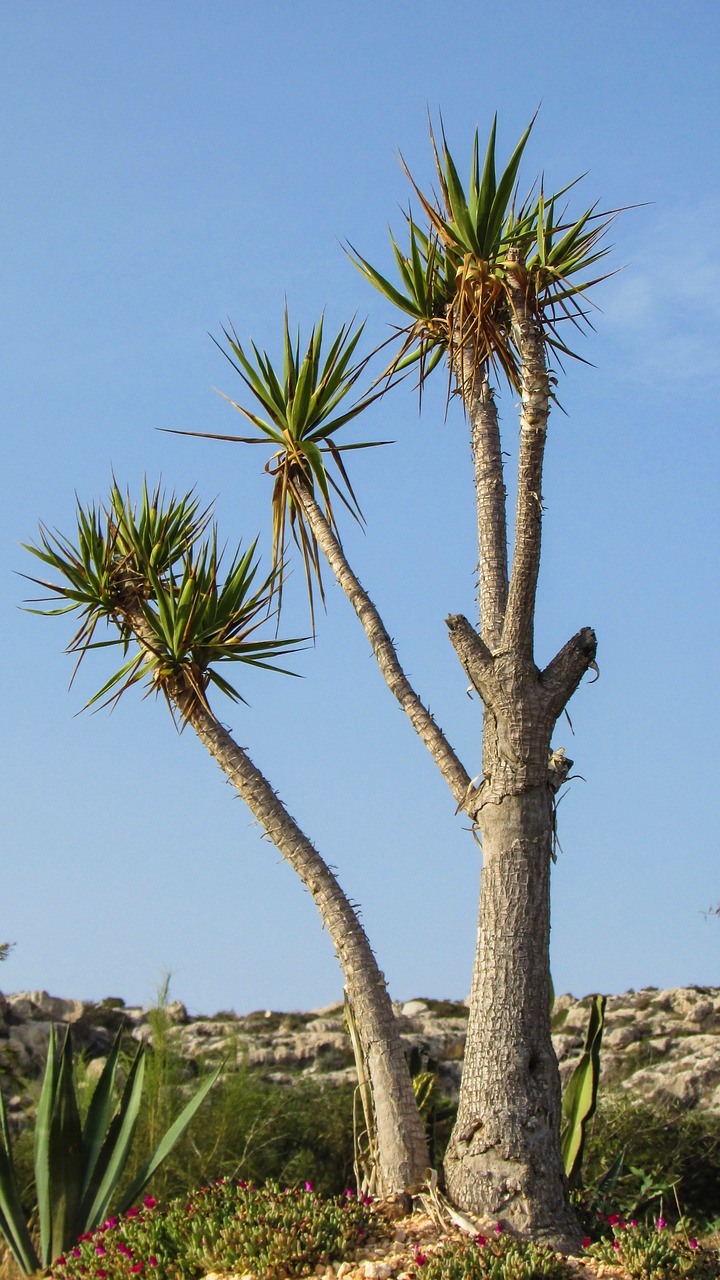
2 1185 716 1280
44 1181 375 1280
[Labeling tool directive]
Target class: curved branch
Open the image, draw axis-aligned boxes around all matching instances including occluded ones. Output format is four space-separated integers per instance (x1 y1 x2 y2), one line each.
296 476 473 812
115 587 429 1193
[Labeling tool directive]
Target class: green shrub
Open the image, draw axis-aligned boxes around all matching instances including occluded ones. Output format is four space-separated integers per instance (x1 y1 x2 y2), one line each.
120 1065 358 1204
583 1095 720 1223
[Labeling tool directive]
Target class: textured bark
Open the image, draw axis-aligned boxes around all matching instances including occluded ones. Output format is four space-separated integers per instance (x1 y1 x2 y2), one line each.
442 618 596 1247
116 591 429 1194
296 476 473 813
444 786 579 1249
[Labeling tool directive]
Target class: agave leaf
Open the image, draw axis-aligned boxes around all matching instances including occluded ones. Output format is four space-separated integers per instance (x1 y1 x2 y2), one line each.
117 1060 224 1213
80 1028 124 1200
44 1030 84 1265
561 993 606 1185
34 1026 60 1263
0 1089 41 1274
79 1045 146 1230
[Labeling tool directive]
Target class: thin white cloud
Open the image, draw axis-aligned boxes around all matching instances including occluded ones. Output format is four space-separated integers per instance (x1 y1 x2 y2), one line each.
601 203 720 385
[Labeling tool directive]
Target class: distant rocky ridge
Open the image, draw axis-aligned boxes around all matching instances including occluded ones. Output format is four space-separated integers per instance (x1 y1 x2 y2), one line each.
1 985 719 1132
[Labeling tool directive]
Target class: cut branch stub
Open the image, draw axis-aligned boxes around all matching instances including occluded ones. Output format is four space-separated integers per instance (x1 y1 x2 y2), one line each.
540 627 598 720
446 613 495 701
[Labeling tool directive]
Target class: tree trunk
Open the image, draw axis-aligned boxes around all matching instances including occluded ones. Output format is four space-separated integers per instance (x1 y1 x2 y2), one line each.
442 617 596 1249
114 589 429 1195
444 784 577 1246
181 698 430 1194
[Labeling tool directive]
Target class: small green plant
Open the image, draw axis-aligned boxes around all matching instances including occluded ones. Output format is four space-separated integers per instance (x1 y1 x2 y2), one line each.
0 1026 221 1273
47 1180 375 1280
583 1096 720 1223
414 1230 568 1279
586 1217 719 1278
560 993 606 1185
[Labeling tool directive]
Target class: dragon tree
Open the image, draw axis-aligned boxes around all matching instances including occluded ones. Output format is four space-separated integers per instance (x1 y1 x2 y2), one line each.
182 116 614 1248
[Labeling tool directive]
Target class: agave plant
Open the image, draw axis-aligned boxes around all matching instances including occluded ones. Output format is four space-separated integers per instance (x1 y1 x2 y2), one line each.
169 311 389 629
348 114 616 393
0 1025 221 1273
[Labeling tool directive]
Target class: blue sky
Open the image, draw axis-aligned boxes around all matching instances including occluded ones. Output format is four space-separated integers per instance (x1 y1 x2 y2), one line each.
2 2 719 1016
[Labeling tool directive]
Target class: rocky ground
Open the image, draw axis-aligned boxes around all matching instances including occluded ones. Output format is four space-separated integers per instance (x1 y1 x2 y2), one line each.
2 984 719 1127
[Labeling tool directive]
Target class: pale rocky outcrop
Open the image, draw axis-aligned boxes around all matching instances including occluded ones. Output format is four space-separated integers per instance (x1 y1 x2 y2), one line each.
1 985 719 1130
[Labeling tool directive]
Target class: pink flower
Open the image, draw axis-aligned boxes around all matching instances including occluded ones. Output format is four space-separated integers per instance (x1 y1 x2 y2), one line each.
97 1272 107 1279
612 1241 620 1251
629 1220 638 1228
345 1188 355 1198
118 1243 133 1257
149 1258 158 1268
130 1264 143 1274
414 1247 427 1266
475 1235 488 1247
690 1239 698 1249
582 1237 591 1249
305 1181 314 1192
56 1258 66 1267
363 1194 373 1205
72 1248 81 1258
494 1222 503 1235
657 1218 666 1230
126 1207 140 1219
96 1245 106 1256
608 1214 620 1226
143 1196 157 1209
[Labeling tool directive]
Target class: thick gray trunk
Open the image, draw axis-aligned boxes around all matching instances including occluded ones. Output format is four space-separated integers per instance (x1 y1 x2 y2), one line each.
444 617 597 1249
444 786 579 1250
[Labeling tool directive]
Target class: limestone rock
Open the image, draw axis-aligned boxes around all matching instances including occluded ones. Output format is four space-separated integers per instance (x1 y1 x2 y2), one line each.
1 983 719 1119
